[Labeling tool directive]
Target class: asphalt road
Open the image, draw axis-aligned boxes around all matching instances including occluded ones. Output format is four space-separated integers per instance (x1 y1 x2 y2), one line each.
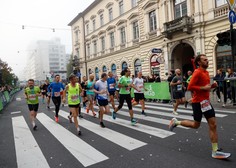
0 90 235 168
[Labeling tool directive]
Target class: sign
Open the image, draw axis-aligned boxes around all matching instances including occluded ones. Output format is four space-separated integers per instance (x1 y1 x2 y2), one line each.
151 48 162 54
227 0 236 10
228 10 236 24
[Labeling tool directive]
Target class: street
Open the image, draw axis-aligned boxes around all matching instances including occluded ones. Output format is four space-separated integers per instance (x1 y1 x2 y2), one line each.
0 90 235 168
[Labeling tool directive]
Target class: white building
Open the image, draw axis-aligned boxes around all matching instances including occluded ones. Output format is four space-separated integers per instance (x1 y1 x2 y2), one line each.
68 0 236 80
25 38 69 81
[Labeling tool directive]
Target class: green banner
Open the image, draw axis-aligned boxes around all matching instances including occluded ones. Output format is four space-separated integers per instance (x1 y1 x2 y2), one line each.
0 96 3 111
131 82 170 100
4 91 10 103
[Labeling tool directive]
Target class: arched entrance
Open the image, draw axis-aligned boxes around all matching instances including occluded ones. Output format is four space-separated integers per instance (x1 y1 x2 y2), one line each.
171 42 194 76
111 64 117 75
122 61 128 70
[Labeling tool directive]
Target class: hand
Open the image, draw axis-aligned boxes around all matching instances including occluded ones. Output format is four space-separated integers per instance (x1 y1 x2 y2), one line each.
177 80 181 84
211 82 218 88
202 84 211 91
62 98 66 104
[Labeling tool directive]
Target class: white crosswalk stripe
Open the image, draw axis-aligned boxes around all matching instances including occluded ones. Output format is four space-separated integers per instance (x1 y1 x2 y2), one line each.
37 113 109 167
58 110 147 150
12 116 50 168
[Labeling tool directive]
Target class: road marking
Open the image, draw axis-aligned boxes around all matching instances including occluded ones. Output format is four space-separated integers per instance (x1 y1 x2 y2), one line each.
144 102 236 114
16 98 22 101
81 109 175 138
12 116 50 168
37 113 108 167
59 110 147 150
11 111 21 114
93 106 189 130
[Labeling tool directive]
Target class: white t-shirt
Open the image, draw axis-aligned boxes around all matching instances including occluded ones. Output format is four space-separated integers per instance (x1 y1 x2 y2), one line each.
95 80 108 100
133 77 144 93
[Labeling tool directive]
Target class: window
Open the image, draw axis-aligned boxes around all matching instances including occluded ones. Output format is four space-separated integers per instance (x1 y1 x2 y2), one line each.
100 14 104 26
216 45 235 70
216 0 227 7
133 21 139 40
109 8 113 21
111 64 117 75
131 0 138 8
86 24 89 35
102 66 107 72
122 62 128 70
120 27 126 44
92 19 96 31
95 67 99 80
87 44 90 56
75 31 79 42
119 0 124 15
149 10 157 32
110 32 115 48
174 0 187 19
134 59 142 76
93 41 97 54
101 36 105 51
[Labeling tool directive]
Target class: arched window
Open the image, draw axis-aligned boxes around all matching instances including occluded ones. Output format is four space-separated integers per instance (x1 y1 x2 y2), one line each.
88 68 93 74
150 54 160 75
134 59 142 76
102 65 107 72
95 67 99 80
122 61 128 70
111 64 116 75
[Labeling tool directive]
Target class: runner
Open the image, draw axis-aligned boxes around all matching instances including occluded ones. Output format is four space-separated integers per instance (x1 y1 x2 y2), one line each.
132 72 147 116
169 54 231 159
47 74 65 122
81 76 88 108
41 79 51 109
112 68 140 125
185 70 193 108
94 73 110 128
170 69 186 115
63 74 82 135
86 74 96 117
107 71 116 110
115 76 120 101
24 79 41 130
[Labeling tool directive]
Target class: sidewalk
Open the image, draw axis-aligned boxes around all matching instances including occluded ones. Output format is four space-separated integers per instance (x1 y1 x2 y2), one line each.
210 92 236 110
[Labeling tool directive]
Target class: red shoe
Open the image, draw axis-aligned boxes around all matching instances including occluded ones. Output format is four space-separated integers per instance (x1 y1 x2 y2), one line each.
86 108 89 113
55 116 59 123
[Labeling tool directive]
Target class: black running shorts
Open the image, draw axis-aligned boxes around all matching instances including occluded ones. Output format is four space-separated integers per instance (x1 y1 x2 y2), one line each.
192 103 215 122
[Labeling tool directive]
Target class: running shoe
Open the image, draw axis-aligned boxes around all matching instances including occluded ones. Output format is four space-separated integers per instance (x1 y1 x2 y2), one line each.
222 103 225 107
112 111 116 120
184 102 188 108
100 122 106 128
78 130 82 136
79 114 83 118
33 125 37 131
86 108 89 113
55 116 59 123
141 111 147 116
217 99 221 103
131 118 137 125
169 118 178 131
68 115 72 123
92 112 96 117
47 106 50 109
212 151 231 159
172 111 179 115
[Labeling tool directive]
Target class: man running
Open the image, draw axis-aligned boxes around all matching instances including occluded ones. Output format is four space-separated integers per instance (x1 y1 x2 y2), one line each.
86 74 96 117
112 68 140 125
63 74 82 136
107 71 116 110
81 76 88 108
169 54 231 159
47 74 65 122
132 72 147 116
94 73 110 128
41 79 51 108
24 79 41 130
170 69 186 115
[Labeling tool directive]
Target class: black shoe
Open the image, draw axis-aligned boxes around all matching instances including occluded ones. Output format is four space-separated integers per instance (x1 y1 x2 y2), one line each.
33 125 37 131
79 114 83 118
141 112 147 116
100 122 106 128
184 102 188 108
68 115 72 123
78 130 82 136
47 106 50 109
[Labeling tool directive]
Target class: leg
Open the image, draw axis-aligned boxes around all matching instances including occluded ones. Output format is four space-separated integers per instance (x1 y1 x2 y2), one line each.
110 94 115 109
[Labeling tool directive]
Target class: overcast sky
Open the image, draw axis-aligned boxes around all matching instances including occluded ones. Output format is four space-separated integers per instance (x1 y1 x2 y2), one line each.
0 0 94 78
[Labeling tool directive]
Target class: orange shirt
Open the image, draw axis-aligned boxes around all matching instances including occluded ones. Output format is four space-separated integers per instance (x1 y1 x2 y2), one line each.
187 68 210 103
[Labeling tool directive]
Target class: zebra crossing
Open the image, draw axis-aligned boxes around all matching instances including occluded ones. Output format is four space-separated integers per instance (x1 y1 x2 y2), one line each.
11 101 235 168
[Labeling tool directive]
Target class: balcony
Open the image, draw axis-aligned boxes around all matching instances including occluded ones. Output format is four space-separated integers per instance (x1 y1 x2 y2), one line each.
162 16 194 39
214 5 229 18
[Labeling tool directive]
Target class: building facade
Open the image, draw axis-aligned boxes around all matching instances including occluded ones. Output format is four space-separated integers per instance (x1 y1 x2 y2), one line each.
25 38 69 81
69 0 235 79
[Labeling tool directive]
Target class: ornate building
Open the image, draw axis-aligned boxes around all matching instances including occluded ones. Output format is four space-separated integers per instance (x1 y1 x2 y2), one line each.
68 0 234 79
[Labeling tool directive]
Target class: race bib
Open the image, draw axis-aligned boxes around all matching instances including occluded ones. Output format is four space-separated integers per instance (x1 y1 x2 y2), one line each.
54 92 60 97
29 94 36 100
109 84 114 89
200 100 212 112
71 94 79 102
177 84 182 91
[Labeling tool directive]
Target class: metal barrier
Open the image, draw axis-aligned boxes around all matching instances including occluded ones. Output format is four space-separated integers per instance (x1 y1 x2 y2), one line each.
0 88 20 112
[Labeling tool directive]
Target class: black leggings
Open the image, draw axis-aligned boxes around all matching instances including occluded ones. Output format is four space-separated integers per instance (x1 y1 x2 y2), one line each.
52 97 61 117
118 94 132 110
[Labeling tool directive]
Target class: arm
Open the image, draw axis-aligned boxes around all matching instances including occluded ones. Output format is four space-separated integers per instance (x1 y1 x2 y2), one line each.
62 85 68 103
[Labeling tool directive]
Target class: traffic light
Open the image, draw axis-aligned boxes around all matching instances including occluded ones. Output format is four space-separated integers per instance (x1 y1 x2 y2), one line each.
216 31 231 46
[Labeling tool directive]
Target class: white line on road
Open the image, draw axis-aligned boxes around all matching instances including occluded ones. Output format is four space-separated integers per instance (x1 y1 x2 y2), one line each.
37 113 108 167
59 110 147 151
12 116 50 168
11 111 21 114
81 109 175 138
